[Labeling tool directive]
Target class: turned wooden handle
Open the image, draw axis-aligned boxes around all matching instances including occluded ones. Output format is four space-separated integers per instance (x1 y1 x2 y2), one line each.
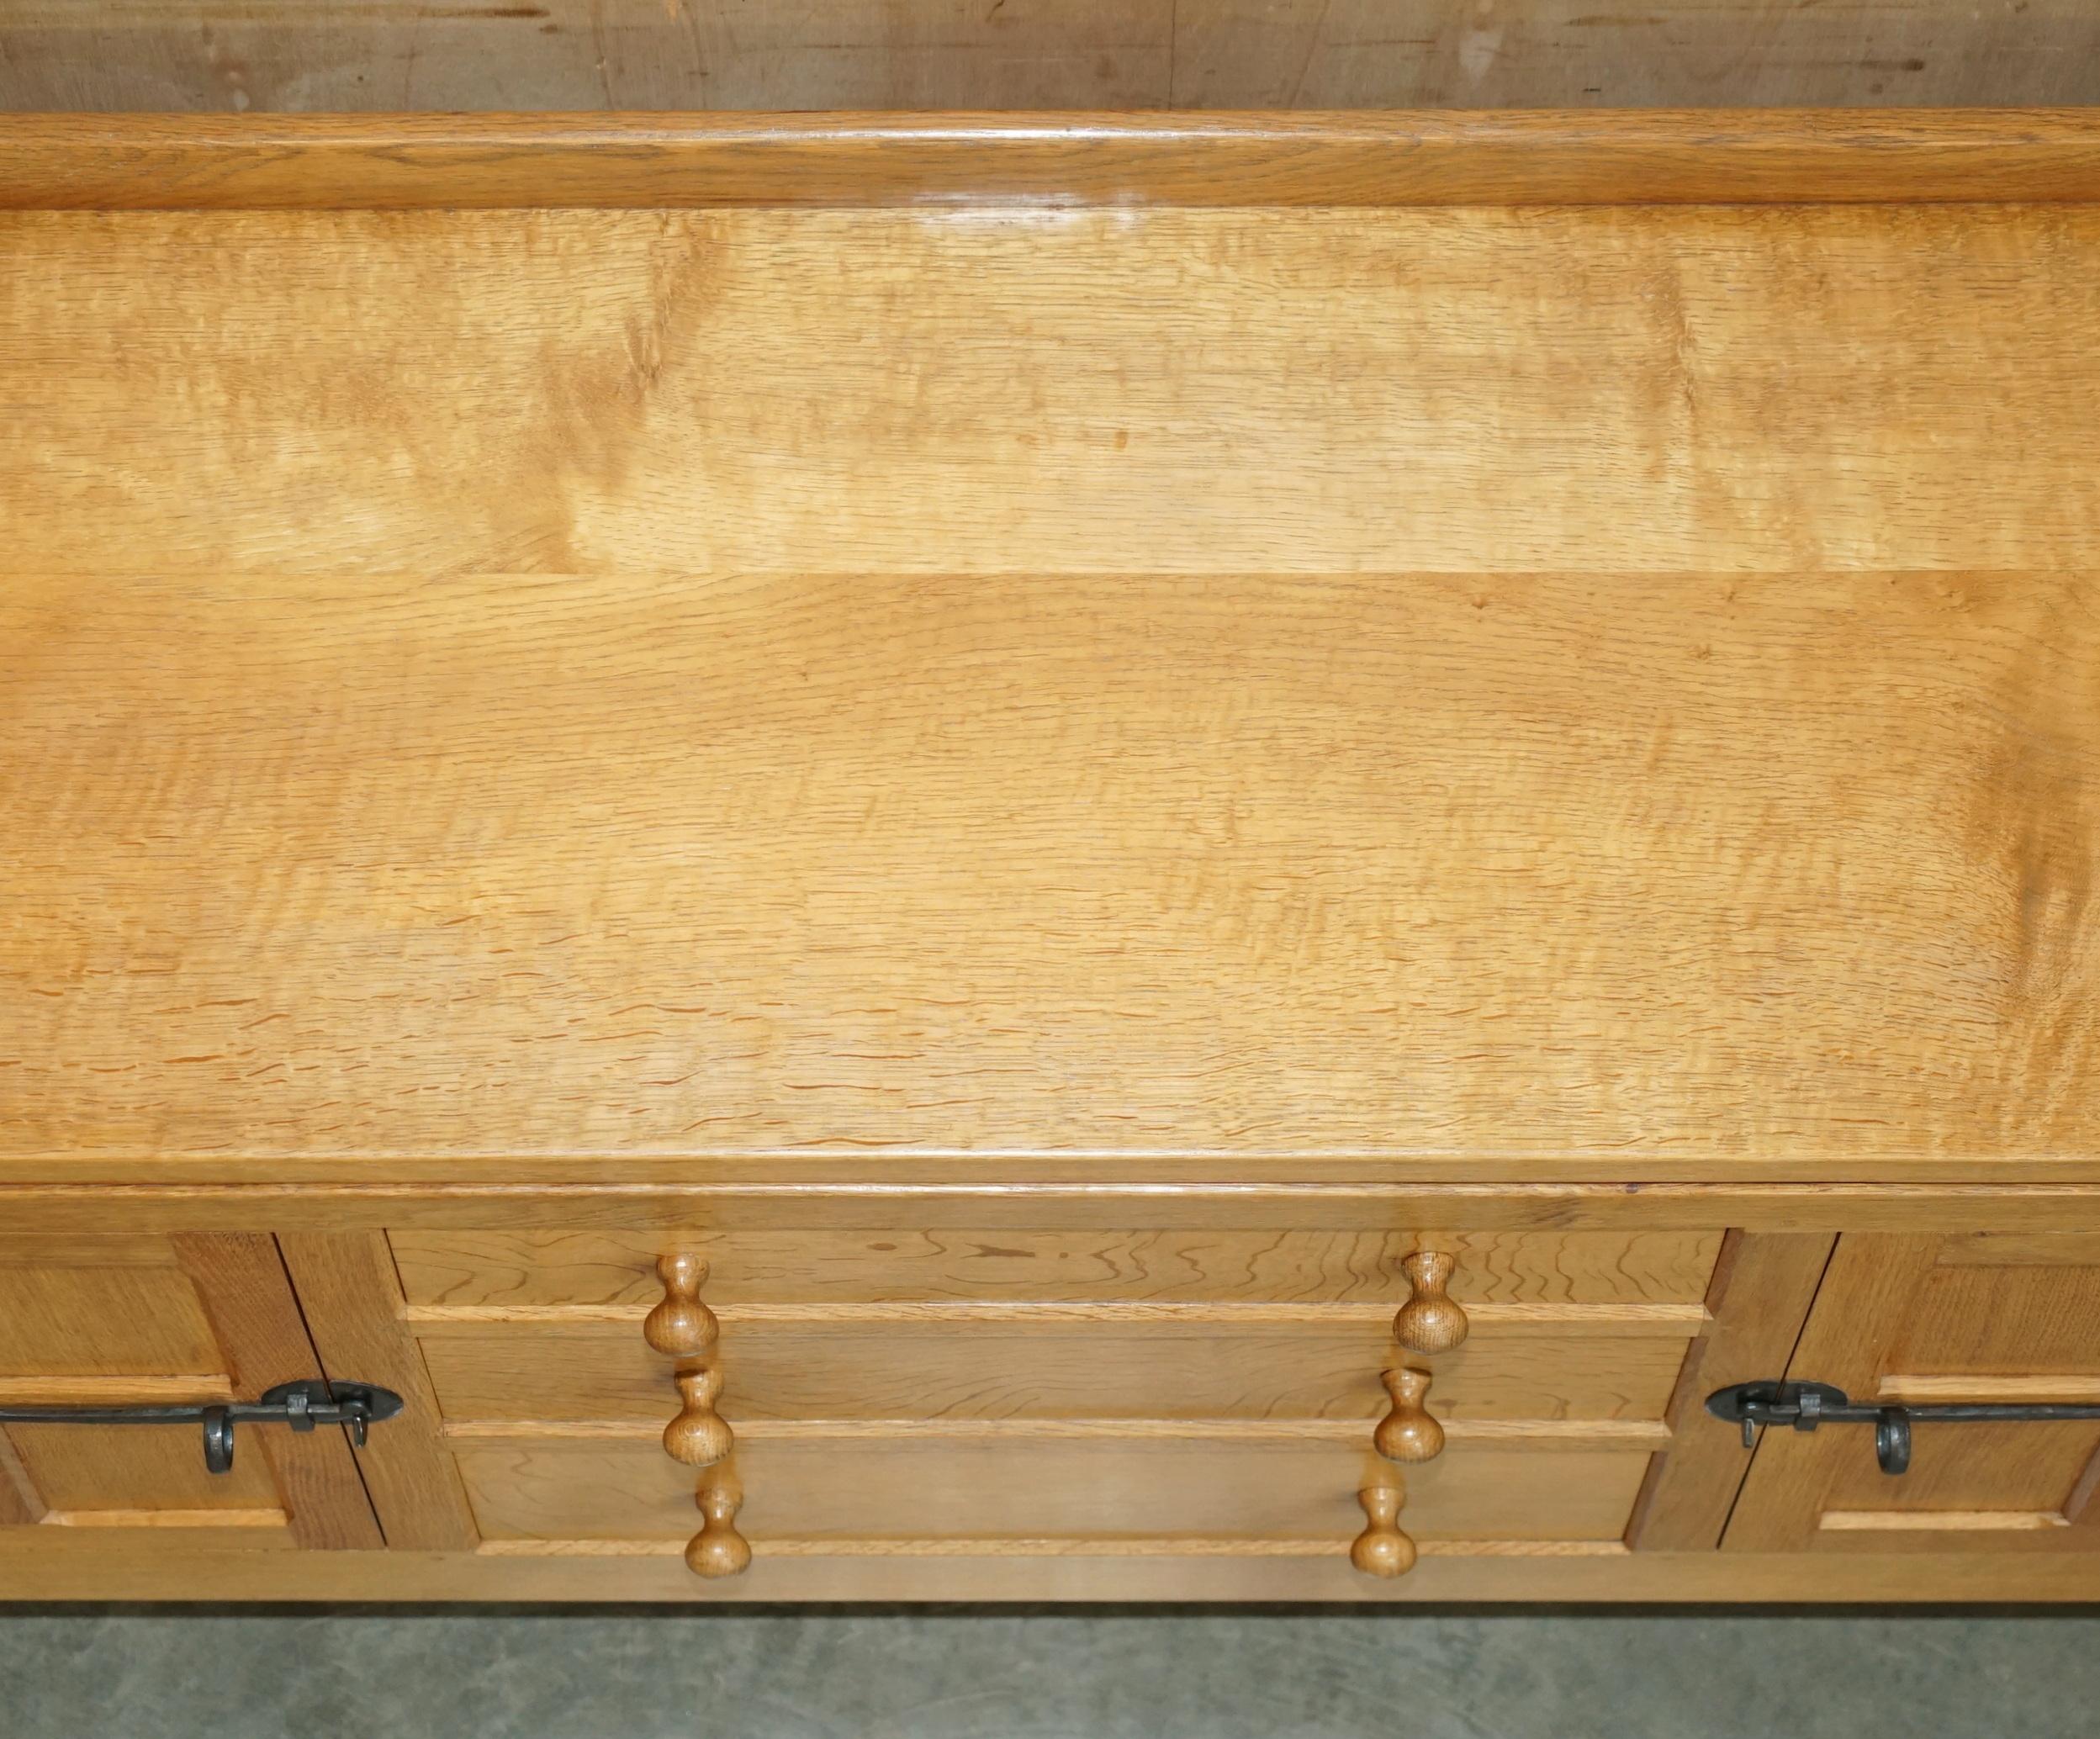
1373 1366 1444 1464
1392 1250 1468 1354
1350 1483 1416 1578
643 1251 720 1359
686 1477 753 1578
664 1366 733 1467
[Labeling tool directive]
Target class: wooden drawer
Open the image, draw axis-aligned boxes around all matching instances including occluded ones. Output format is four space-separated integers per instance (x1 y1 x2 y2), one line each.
391 1227 1722 1310
457 1436 1652 1548
415 1314 1692 1425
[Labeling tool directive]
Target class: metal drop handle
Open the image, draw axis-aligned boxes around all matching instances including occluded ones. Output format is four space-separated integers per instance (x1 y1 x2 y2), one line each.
1708 1379 2100 1476
0 1378 404 1475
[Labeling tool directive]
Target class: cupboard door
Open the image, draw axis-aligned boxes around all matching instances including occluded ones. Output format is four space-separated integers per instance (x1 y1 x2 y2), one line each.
0 1234 381 1549
1722 1235 2100 1553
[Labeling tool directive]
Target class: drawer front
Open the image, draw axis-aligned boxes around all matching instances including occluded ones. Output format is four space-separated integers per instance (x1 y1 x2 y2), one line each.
416 1318 1690 1425
391 1228 1722 1310
458 1437 1652 1548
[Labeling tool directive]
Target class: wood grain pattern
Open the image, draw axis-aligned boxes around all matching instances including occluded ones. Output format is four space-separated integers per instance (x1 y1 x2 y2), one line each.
0 1430 46 1525
1724 1235 2100 1552
9 1186 2100 1234
7 1537 2100 1603
414 1319 1691 1425
9 560 2100 1174
1627 1231 1834 1551
170 1234 384 1550
453 1437 1652 1543
442 1418 1669 1446
6 112 2100 211
391 1228 1723 1308
6 5 2098 115
274 1233 479 1551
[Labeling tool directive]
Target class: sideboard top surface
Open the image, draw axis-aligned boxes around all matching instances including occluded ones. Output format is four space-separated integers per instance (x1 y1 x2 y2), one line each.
3 117 2097 1187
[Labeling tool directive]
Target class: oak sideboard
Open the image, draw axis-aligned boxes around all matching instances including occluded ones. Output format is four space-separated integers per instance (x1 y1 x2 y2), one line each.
3 111 2100 1604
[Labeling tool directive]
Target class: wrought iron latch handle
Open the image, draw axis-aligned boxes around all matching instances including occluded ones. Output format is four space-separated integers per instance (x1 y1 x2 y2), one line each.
1707 1379 2100 1476
0 1379 404 1476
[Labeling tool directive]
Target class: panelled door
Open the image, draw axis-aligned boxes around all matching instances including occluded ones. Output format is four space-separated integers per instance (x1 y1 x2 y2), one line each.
0 1234 381 1549
1723 1234 2100 1552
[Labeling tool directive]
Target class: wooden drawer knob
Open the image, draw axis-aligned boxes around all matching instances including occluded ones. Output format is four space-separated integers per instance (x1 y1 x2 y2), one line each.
1393 1250 1468 1355
1350 1483 1416 1578
686 1478 752 1578
1373 1367 1444 1464
664 1366 733 1467
643 1252 719 1359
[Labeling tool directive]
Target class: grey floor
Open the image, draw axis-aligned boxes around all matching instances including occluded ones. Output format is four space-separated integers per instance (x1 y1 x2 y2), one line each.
3 1610 2097 1737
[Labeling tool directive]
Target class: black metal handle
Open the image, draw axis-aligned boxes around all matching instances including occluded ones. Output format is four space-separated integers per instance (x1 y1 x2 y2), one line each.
1707 1379 2100 1476
0 1379 404 1475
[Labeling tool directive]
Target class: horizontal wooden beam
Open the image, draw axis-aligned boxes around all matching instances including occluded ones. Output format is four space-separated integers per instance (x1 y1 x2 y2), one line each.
3 110 2100 209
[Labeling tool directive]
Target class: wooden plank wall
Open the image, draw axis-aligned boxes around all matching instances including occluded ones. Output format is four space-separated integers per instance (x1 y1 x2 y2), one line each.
1 2 2095 113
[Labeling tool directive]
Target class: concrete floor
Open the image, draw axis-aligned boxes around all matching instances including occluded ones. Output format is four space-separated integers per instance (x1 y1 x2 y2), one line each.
3 1610 2097 1737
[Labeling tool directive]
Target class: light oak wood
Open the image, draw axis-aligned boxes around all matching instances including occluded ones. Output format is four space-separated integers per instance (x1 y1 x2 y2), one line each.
452 1437 1652 1544
686 1476 752 1579
1350 1483 1415 1578
662 1369 733 1469
1627 1231 1835 1552
639 1253 718 1360
1725 1235 2100 1553
4 114 2100 1604
8 1539 2100 1604
0 1431 46 1526
8 1185 2100 1234
169 1234 383 1551
0 1261 225 1381
410 1321 1692 1424
275 1234 479 1552
1392 1253 1468 1356
392 1227 1723 1308
445 1419 1668 1449
6 112 2100 210
1372 1369 1444 1465
12 562 2100 1177
4 4 2096 114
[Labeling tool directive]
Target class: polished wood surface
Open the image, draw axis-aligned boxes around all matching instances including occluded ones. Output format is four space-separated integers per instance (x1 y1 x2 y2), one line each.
275 1234 479 1551
1725 1234 2100 1552
1372 1369 1444 1465
9 1536 2100 1604
1392 1254 1469 1356
452 1437 1651 1543
5 115 2100 1602
410 1319 1692 1424
167 1234 382 1551
394 1228 1722 1309
1349 1483 1415 1578
0 1233 377 1546
9 559 2100 1181
640 1254 719 1361
1627 1231 1835 1552
7 111 2100 210
4 4 2096 114
687 1477 753 1579
662 1368 733 1469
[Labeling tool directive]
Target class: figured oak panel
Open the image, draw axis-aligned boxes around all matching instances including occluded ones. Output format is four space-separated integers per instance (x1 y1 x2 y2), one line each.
7 207 2100 580
390 1229 1722 1308
4 565 2099 1173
